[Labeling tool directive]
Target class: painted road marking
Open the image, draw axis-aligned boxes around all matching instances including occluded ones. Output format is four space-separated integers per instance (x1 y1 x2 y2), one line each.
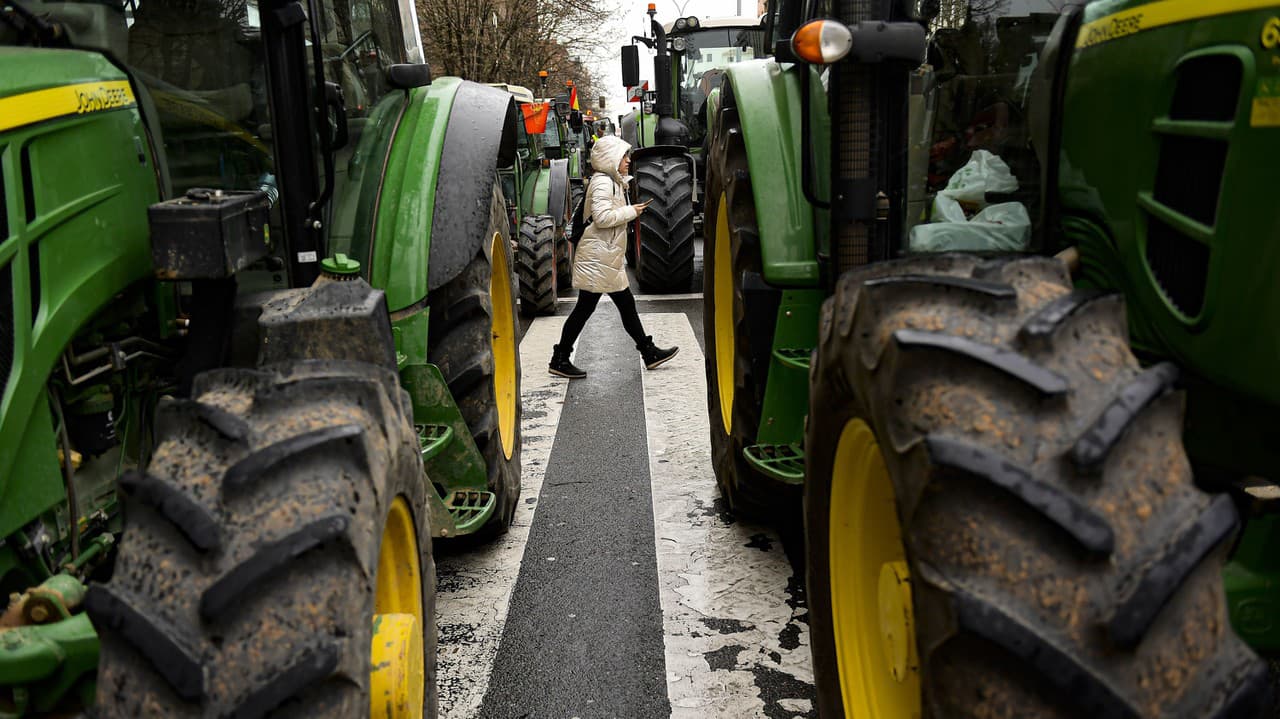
435 316 568 719
556 292 705 303
639 313 816 718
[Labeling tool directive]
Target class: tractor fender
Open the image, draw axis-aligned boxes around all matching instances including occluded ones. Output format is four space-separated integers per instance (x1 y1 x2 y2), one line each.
547 159 570 228
631 144 689 164
719 61 828 287
369 78 517 312
427 81 519 292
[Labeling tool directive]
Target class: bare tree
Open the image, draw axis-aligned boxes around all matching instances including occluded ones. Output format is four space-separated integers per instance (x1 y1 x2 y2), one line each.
415 0 620 96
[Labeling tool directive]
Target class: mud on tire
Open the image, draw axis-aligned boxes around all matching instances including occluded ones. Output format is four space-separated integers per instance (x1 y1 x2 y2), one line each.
804 254 1267 718
88 360 436 718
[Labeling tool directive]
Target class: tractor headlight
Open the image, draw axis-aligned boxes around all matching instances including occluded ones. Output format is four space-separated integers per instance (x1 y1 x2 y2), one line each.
674 18 688 30
672 36 687 52
686 16 699 28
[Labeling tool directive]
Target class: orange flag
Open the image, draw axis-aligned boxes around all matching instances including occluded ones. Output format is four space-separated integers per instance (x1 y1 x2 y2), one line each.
521 102 549 134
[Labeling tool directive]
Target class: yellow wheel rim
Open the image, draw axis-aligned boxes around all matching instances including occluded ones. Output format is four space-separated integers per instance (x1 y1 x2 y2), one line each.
489 232 517 460
829 419 921 718
371 497 425 719
713 194 735 432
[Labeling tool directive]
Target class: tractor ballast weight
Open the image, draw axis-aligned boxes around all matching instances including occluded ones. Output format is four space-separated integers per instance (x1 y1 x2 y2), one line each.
701 0 1276 715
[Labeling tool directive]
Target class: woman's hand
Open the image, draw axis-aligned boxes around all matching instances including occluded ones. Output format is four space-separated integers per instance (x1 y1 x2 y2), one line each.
632 199 652 215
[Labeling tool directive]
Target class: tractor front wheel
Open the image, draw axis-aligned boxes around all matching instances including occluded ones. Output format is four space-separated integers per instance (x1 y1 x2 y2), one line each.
516 214 557 316
89 360 436 719
805 255 1267 718
427 187 522 535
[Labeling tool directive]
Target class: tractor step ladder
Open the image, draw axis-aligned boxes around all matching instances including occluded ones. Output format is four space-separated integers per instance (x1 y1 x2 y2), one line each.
417 423 454 463
743 443 805 483
772 348 812 371
444 490 497 530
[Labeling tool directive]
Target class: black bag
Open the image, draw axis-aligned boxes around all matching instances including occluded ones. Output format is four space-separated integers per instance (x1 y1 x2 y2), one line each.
568 194 592 247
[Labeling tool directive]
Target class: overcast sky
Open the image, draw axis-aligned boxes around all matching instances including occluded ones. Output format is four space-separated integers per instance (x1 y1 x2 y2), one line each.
592 0 762 120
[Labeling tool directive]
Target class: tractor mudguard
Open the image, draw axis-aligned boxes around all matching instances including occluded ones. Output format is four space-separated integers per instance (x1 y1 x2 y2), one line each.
719 61 829 287
547 158 570 227
631 144 689 164
369 78 517 313
427 82 519 293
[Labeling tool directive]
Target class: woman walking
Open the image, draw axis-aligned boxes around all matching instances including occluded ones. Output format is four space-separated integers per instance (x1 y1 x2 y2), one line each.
549 136 678 379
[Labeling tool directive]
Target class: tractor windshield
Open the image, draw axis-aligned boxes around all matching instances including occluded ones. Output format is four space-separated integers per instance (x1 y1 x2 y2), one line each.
675 26 766 144
908 0 1077 250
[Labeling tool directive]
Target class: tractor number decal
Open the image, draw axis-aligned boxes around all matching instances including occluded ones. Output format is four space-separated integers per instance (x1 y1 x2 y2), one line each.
1263 16 1280 49
0 80 137 133
1251 76 1280 127
1078 0 1280 49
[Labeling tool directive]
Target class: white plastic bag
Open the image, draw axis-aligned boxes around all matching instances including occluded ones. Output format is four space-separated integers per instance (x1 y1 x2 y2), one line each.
909 149 1030 252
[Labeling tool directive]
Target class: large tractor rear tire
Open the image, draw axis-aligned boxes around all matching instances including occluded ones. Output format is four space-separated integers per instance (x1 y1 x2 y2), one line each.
88 360 436 719
634 154 695 293
516 214 557 316
804 255 1267 718
428 188 522 534
702 113 792 519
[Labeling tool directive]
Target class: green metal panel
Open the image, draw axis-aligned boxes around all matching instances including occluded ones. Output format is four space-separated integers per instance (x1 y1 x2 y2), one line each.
754 291 822 446
1062 2 1280 412
721 60 828 286
0 50 159 536
1224 515 1280 652
367 76 463 312
521 165 553 217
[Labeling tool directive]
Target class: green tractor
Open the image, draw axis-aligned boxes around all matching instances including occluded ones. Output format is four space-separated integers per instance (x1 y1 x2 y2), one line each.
619 8 767 292
0 0 525 713
703 0 1278 715
491 81 573 316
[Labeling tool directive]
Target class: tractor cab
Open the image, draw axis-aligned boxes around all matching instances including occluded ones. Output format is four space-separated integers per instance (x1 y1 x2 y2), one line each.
665 16 767 147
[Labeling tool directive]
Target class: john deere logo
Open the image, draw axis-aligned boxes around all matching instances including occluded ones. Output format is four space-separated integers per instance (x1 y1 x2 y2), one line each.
76 85 133 114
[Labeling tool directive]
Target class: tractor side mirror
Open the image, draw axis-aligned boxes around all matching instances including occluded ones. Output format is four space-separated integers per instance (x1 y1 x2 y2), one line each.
569 111 584 131
621 45 640 88
387 63 432 89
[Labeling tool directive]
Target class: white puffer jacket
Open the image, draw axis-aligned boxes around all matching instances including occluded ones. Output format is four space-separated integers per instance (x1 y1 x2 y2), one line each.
572 136 636 293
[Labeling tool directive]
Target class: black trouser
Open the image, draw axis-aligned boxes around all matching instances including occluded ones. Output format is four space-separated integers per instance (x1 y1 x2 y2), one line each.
558 288 648 349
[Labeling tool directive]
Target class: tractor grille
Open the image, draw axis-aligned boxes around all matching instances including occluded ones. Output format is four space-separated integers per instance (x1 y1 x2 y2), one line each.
1142 53 1241 320
0 262 13 397
1169 55 1242 122
1154 135 1227 227
1145 216 1209 317
0 174 10 396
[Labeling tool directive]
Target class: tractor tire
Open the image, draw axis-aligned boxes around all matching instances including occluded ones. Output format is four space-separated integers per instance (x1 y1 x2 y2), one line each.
427 187 521 535
702 115 791 519
634 154 696 293
88 360 437 718
804 254 1268 718
517 214 557 316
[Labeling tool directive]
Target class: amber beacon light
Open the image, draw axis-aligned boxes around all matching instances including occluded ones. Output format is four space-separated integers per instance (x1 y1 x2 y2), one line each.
792 19 854 64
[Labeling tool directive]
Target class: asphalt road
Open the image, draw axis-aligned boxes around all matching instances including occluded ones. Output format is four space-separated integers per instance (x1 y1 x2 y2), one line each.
435 239 817 718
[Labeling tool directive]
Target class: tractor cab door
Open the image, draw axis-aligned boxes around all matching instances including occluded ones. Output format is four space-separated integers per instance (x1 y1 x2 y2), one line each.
124 0 414 286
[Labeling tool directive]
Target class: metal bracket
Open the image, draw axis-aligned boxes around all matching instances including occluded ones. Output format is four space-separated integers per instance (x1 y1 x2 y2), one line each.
848 21 928 64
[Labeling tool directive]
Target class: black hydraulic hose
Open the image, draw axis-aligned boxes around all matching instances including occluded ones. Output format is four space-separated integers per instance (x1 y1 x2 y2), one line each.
48 388 81 563
305 0 336 227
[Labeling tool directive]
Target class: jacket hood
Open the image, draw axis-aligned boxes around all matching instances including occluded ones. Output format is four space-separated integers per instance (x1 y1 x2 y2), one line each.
590 135 632 184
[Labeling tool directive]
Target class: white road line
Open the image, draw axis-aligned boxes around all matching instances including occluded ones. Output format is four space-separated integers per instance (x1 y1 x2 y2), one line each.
639 313 815 718
434 316 568 719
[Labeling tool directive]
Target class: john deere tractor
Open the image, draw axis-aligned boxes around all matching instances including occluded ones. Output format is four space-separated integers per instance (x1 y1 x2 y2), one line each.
491 82 573 316
0 0 524 713
619 8 767 292
703 0 1278 715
